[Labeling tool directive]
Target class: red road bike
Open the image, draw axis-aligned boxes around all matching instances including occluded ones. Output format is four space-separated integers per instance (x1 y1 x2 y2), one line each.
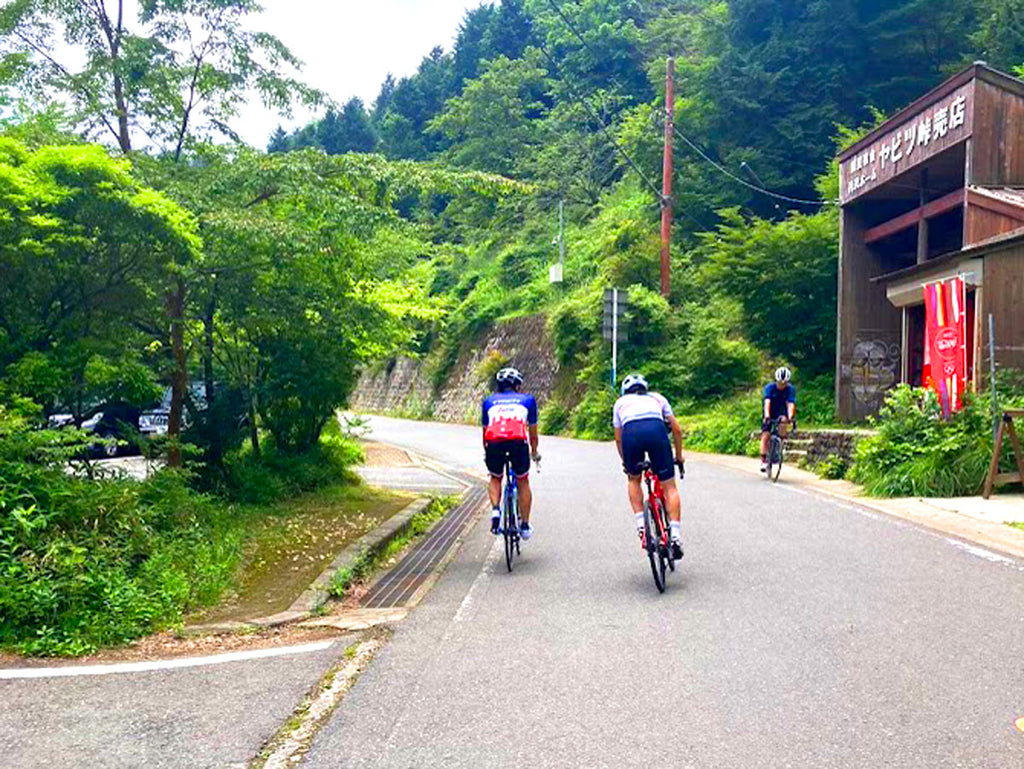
638 459 683 593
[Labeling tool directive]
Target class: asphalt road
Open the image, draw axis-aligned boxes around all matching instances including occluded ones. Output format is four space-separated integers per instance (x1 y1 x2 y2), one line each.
0 641 354 768
306 415 1024 768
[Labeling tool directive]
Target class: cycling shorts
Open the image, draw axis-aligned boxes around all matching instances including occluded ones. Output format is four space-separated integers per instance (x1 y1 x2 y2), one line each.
485 440 531 479
621 417 674 482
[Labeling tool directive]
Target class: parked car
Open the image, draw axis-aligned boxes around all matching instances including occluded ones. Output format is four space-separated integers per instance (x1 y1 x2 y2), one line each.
139 383 210 438
47 403 142 457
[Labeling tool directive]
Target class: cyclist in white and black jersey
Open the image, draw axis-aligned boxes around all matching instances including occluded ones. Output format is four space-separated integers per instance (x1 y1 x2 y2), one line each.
612 374 685 559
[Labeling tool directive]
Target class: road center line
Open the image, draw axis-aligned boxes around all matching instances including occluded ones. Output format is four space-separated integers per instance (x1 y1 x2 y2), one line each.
0 640 336 680
453 538 501 623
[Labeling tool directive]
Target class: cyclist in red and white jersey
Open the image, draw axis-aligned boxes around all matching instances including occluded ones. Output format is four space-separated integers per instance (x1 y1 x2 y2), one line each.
613 374 685 559
482 367 540 539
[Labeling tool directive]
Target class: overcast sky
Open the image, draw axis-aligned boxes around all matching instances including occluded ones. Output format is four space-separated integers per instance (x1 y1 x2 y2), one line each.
239 0 479 147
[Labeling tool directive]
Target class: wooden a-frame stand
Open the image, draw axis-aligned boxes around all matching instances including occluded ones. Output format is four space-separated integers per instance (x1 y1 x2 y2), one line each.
982 410 1024 499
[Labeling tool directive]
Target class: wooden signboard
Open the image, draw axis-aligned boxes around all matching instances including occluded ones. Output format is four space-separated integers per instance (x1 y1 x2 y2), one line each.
840 82 975 205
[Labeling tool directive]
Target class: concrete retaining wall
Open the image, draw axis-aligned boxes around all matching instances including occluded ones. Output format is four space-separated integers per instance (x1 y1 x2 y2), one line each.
350 314 559 423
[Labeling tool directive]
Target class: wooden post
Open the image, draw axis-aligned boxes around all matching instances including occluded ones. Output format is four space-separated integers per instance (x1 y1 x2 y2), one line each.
917 168 929 264
660 58 674 298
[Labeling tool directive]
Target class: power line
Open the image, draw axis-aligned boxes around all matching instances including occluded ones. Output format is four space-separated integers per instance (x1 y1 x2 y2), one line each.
533 42 664 201
672 124 836 207
546 0 836 208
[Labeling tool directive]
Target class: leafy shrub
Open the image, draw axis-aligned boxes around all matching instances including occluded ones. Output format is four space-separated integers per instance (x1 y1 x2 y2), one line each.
569 387 617 441
538 400 570 435
813 454 849 480
0 408 245 655
474 349 510 386
850 385 992 497
676 301 759 399
797 372 837 426
681 391 761 456
220 421 362 505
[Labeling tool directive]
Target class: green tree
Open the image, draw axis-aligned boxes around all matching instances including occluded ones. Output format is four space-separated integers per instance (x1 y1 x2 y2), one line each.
0 0 322 157
430 52 548 175
0 137 200 420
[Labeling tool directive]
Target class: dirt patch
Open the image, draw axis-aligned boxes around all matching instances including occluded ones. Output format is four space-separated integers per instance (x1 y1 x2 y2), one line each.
191 484 413 624
362 442 415 468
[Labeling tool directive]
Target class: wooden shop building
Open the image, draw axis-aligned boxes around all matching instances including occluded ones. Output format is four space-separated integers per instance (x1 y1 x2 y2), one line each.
836 62 1024 421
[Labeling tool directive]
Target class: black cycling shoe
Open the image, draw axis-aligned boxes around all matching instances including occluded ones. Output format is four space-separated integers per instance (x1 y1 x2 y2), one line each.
490 511 501 535
671 540 684 560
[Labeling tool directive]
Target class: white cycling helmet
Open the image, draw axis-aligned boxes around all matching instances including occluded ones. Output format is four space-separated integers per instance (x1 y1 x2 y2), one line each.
621 373 649 396
775 366 792 384
495 367 524 389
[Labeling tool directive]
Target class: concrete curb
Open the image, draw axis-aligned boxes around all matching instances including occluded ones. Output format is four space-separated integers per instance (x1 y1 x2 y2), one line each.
184 497 431 636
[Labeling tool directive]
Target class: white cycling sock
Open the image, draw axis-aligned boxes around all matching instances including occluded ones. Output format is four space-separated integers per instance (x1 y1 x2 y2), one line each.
670 521 682 542
634 512 644 531
492 506 501 517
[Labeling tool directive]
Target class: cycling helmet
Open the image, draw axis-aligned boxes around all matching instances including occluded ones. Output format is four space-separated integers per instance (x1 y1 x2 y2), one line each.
775 366 792 384
495 367 524 390
621 373 649 396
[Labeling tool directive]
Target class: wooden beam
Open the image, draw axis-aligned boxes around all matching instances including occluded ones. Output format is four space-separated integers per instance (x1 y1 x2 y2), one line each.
864 188 966 245
966 188 1024 222
917 169 929 264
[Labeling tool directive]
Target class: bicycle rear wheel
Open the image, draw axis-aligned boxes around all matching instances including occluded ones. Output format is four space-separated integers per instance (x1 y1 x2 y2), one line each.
643 500 666 593
503 483 517 572
770 437 783 483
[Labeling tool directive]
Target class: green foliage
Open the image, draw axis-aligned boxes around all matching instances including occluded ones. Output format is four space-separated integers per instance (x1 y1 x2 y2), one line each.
813 455 850 481
850 386 993 498
681 391 762 457
674 300 759 400
475 350 511 387
1 0 323 155
0 407 243 655
570 386 617 441
700 207 838 377
538 400 571 435
798 373 838 427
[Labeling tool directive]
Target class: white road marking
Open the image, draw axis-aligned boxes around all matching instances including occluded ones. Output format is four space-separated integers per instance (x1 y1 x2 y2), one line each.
453 538 502 623
0 640 336 680
945 539 1017 565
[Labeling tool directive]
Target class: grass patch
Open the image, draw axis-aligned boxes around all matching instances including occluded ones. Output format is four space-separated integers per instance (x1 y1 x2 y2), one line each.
1010 523 1024 532
329 495 458 598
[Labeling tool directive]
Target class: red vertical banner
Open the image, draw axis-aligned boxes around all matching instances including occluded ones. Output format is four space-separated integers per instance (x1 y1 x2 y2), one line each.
922 276 967 417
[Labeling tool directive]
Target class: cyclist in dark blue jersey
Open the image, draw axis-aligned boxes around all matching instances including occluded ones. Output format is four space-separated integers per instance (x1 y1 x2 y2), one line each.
760 366 797 473
482 367 541 539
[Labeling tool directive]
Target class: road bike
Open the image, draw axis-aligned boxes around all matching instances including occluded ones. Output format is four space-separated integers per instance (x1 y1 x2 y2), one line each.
497 452 540 572
765 417 792 483
639 459 683 593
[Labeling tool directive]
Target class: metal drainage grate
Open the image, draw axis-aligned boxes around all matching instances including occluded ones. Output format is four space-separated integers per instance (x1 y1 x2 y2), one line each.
361 485 488 609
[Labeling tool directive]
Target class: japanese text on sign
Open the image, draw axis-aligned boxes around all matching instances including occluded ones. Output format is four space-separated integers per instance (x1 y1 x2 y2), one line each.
841 85 971 203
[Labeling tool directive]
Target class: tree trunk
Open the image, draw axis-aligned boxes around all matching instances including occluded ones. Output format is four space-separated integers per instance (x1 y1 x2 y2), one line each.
167 279 187 468
203 291 221 464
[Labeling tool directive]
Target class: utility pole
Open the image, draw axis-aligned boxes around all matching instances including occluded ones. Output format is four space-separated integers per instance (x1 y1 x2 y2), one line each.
550 198 565 284
660 57 674 298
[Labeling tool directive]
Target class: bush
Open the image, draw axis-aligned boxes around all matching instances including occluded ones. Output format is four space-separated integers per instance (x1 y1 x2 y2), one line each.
570 387 617 441
475 349 510 387
681 391 761 456
538 400 570 435
813 454 849 480
0 436 245 656
220 420 362 505
850 385 992 497
798 372 837 426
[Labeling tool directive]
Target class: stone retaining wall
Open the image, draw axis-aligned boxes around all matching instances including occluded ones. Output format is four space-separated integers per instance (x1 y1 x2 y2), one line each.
350 314 558 424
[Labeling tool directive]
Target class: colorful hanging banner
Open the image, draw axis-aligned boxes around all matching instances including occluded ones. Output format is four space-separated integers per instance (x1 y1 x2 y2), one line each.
922 276 967 417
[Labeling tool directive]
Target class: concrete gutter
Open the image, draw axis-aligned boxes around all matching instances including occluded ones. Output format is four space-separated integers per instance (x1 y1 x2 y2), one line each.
185 497 431 635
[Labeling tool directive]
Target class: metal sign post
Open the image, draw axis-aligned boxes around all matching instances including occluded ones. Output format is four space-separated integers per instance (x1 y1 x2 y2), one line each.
612 288 618 390
603 288 629 391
